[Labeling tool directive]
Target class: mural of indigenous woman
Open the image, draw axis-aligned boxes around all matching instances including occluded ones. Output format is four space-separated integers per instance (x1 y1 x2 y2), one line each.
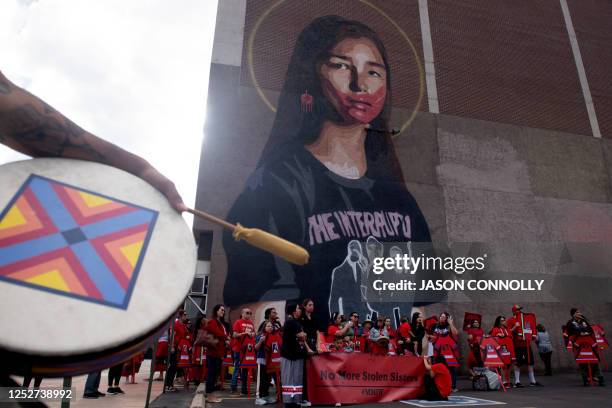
223 15 439 330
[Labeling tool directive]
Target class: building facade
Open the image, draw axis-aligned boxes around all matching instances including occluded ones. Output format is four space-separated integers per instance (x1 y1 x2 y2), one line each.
195 0 612 370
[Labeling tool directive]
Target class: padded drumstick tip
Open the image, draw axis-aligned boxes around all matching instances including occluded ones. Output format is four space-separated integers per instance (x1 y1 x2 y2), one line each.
233 223 310 265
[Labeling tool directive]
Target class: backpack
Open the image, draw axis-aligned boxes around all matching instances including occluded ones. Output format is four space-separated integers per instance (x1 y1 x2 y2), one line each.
472 367 489 391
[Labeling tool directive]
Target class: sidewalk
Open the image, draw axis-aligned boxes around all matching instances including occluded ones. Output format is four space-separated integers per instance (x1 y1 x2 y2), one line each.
10 359 168 408
9 370 611 407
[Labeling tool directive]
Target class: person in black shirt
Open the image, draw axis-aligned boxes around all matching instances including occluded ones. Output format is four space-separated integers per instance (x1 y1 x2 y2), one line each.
281 304 314 408
300 298 318 350
300 299 318 407
223 15 443 333
410 312 425 356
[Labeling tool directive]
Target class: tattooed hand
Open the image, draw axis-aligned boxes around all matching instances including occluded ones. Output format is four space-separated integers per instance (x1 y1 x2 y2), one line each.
0 70 186 212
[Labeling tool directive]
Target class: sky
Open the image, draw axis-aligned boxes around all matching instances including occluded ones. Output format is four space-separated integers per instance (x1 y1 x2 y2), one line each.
0 0 219 225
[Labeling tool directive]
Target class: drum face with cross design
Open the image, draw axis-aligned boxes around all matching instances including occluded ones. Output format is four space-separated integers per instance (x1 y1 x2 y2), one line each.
0 159 196 376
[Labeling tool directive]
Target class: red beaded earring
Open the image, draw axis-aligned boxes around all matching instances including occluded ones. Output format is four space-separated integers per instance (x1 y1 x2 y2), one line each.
300 90 313 112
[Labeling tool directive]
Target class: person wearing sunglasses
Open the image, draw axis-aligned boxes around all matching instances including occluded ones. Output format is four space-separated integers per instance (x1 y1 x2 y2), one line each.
230 308 255 395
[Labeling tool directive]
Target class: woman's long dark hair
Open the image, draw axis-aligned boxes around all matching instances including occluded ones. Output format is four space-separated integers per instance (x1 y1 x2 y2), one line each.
259 15 404 184
411 312 422 329
494 315 505 328
210 304 225 322
329 311 340 326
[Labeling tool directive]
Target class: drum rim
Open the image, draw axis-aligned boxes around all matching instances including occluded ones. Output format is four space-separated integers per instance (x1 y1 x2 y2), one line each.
0 313 173 377
0 158 195 357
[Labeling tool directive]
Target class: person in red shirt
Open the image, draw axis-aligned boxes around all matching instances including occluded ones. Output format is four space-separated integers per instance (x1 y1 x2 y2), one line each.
466 319 484 378
431 312 459 392
255 320 282 405
327 313 350 342
422 355 451 401
191 317 210 385
397 316 412 355
506 305 541 387
384 317 397 340
490 315 513 387
230 308 255 395
205 304 230 403
164 310 190 392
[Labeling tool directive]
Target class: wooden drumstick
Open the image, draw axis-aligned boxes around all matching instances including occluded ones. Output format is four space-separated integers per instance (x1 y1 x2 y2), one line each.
187 208 310 265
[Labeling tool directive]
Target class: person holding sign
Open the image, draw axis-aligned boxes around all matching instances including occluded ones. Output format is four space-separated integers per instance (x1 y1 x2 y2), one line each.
566 308 606 387
490 315 514 388
506 305 541 387
466 319 484 378
431 312 459 392
231 308 255 395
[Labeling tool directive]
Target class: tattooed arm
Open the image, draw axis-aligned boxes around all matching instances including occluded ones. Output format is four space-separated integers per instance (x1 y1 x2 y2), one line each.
0 70 186 212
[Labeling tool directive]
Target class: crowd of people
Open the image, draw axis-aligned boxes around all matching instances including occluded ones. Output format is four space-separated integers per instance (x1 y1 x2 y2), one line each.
14 301 605 404
16 302 604 403
151 301 607 405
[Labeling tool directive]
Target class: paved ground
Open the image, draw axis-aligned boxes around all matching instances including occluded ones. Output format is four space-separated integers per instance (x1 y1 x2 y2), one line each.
213 373 611 408
9 359 164 408
8 370 610 407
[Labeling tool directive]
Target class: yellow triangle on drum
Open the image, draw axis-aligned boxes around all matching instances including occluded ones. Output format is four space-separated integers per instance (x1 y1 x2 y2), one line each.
120 241 143 268
78 191 112 207
0 205 27 230
25 270 70 292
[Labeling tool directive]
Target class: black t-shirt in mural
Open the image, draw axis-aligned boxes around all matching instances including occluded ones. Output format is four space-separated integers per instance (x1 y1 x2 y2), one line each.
223 144 441 331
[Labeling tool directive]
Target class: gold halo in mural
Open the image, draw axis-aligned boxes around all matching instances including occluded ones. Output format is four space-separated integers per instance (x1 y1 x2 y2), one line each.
246 0 425 136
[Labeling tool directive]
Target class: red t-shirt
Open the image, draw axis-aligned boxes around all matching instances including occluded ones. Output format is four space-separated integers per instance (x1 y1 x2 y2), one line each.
265 332 283 371
467 328 484 345
231 318 255 352
506 315 526 346
398 322 412 339
490 326 512 339
431 364 452 398
205 319 228 358
327 325 340 342
173 320 189 347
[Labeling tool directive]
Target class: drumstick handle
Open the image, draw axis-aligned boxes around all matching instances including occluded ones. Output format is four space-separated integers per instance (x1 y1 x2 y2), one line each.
187 208 236 231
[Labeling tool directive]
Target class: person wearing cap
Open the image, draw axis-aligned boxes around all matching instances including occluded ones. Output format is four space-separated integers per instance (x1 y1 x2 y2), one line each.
506 305 541 387
565 308 605 386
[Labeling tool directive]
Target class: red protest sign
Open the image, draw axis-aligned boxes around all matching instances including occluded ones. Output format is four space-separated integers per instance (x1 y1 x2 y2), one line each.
592 324 609 349
463 312 482 332
522 313 537 342
306 353 424 404
494 336 516 365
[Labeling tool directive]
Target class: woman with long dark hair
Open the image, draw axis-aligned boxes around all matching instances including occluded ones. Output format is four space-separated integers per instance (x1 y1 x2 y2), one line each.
431 312 459 392
223 15 438 330
410 312 425 356
490 315 512 387
205 304 229 403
